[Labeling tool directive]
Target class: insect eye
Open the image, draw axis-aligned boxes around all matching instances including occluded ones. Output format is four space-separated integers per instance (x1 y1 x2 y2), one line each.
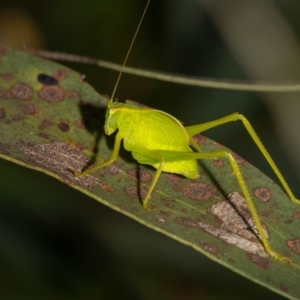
110 108 118 114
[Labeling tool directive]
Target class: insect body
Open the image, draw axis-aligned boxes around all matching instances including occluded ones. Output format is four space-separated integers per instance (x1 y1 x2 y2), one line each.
77 97 300 262
75 0 300 262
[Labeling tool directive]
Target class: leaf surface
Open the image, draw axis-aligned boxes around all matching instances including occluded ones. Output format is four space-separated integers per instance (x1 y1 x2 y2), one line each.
1 45 300 299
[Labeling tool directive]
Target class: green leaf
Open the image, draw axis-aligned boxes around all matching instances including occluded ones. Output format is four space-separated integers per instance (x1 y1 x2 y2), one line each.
1 45 300 300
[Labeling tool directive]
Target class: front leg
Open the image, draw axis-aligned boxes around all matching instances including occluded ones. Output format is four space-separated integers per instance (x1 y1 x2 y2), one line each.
74 132 124 177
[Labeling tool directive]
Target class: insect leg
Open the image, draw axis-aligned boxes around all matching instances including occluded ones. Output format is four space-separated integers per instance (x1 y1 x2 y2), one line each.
75 132 124 177
158 149 290 262
185 113 300 205
130 146 166 210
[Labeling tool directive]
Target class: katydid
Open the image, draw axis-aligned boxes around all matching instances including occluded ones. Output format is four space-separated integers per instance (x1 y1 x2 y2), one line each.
75 0 300 262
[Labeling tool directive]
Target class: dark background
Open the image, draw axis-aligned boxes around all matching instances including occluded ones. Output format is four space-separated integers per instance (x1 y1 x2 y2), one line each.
1 0 300 299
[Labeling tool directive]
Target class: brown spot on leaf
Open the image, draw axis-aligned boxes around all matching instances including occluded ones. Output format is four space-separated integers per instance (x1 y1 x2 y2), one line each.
165 173 181 185
183 182 213 201
0 89 11 99
125 185 147 200
39 85 64 103
193 134 206 145
75 119 85 129
105 163 122 176
101 184 114 192
0 108 6 119
279 284 288 292
213 159 224 168
67 90 78 98
233 154 246 165
293 212 300 219
287 238 300 254
54 70 67 80
58 121 70 132
11 83 33 100
212 192 269 240
127 168 152 183
247 253 269 270
12 113 24 121
39 133 50 139
19 142 101 188
0 73 13 80
0 142 10 155
199 241 219 255
213 142 223 148
0 46 8 55
39 119 53 130
161 197 174 208
20 103 38 115
175 217 198 228
254 187 271 202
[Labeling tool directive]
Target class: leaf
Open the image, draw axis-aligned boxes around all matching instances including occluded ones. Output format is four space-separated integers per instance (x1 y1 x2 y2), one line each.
1 45 300 300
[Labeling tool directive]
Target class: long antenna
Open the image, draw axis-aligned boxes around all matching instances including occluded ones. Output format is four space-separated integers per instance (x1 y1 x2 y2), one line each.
110 0 150 101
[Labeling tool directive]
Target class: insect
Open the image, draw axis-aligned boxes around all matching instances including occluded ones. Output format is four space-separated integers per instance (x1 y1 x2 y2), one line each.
75 0 300 262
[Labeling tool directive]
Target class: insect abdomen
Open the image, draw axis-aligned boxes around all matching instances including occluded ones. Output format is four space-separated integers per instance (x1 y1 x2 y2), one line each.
120 109 199 179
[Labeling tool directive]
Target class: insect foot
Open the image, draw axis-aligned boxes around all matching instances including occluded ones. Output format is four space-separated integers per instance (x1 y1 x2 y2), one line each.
74 170 84 178
270 250 291 263
142 201 153 212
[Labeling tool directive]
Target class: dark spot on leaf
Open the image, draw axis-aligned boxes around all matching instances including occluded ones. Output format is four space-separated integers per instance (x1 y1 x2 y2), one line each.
193 134 206 145
127 168 152 183
37 73 58 86
0 108 6 119
213 142 223 148
105 163 122 176
11 83 33 100
165 173 181 185
39 85 64 103
12 113 24 121
75 119 85 129
293 212 300 219
39 133 50 139
0 73 14 80
279 284 288 292
287 238 300 254
67 90 78 98
20 103 38 115
183 182 213 201
125 185 147 200
254 187 271 202
0 46 8 56
0 89 11 99
39 119 53 130
247 253 269 270
0 142 10 155
175 217 198 228
58 121 70 132
101 184 114 192
4 119 12 125
20 142 100 188
54 70 67 80
233 154 246 165
161 197 174 208
284 219 292 225
159 210 173 217
213 159 224 168
199 241 219 255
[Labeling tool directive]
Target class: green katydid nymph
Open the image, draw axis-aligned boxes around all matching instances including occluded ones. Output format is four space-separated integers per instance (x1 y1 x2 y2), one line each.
75 0 300 262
